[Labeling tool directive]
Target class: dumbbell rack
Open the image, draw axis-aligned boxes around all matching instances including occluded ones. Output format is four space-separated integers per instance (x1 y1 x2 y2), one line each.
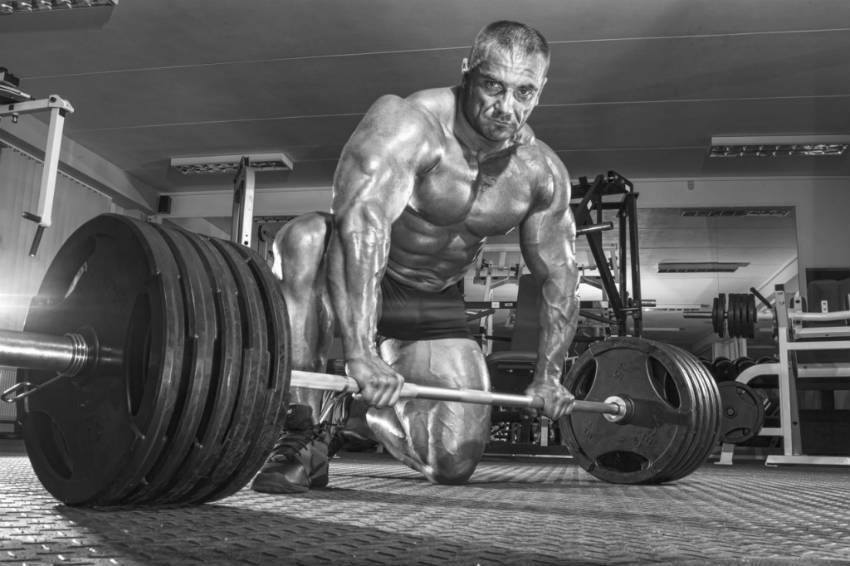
717 285 850 466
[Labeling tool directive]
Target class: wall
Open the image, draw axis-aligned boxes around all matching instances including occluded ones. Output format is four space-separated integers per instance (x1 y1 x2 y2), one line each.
634 177 850 293
0 147 116 331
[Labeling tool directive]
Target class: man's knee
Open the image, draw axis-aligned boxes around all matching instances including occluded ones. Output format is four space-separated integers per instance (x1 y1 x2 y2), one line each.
428 441 485 484
272 212 333 281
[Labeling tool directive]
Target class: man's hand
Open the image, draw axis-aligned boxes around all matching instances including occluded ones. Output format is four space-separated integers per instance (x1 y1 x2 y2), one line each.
524 380 574 421
345 356 405 408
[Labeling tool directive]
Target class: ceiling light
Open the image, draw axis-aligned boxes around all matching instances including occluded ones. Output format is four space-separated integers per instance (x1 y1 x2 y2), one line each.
709 135 849 158
170 152 293 175
658 262 749 273
0 0 114 12
681 207 792 218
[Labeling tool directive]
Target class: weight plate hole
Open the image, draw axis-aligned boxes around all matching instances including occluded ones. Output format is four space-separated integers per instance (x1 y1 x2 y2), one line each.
28 412 73 479
596 451 648 474
647 357 681 409
571 360 597 399
125 293 152 416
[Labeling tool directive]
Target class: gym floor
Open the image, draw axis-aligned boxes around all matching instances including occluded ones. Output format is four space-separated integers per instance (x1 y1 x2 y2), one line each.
1 439 847 566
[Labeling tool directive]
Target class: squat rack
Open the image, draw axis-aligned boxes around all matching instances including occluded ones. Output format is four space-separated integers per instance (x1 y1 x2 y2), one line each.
571 171 643 338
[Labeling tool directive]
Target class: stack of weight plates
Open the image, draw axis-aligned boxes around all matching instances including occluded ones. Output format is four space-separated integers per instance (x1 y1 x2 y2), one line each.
19 214 290 507
560 337 721 484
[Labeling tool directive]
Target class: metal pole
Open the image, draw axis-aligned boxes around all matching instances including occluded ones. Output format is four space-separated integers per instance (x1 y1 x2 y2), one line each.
290 369 624 417
0 329 89 376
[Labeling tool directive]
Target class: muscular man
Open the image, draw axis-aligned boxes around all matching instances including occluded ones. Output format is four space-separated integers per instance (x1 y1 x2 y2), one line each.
251 20 579 493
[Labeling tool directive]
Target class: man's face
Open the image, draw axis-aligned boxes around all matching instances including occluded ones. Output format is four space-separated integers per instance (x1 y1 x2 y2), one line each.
462 47 548 143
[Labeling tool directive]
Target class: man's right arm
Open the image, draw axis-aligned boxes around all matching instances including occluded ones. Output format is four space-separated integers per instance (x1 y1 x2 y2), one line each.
327 95 441 407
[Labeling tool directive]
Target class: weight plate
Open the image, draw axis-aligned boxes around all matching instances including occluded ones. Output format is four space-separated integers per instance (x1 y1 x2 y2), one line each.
747 295 758 338
204 241 290 502
560 337 709 484
728 294 738 338
150 232 244 504
183 238 271 504
711 357 734 382
644 345 702 483
718 293 727 338
121 225 218 504
718 381 765 444
659 345 720 482
711 297 723 336
734 357 755 375
20 214 185 506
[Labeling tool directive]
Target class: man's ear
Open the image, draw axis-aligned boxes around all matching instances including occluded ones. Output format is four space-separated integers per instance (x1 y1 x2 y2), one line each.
461 57 469 74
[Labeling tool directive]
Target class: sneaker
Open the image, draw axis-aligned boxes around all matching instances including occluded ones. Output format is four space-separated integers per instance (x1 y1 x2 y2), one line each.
251 405 335 494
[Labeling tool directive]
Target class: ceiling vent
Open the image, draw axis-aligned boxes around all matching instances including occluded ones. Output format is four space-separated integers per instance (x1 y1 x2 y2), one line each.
170 152 292 175
658 262 748 273
681 207 792 218
709 135 849 158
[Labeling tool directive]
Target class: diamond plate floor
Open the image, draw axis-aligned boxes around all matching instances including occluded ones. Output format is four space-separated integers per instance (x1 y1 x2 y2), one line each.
1 440 848 566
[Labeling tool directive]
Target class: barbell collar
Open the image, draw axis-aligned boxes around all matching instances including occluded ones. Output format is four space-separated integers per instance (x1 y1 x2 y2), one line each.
290 369 624 417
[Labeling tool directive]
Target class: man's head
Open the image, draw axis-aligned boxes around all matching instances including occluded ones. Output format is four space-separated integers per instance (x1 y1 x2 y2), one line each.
460 21 550 143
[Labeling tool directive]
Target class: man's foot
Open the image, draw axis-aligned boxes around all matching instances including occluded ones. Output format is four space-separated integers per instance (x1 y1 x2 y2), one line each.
251 405 337 494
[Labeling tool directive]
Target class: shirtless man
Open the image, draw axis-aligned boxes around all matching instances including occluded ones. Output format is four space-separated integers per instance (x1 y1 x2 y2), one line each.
251 20 579 493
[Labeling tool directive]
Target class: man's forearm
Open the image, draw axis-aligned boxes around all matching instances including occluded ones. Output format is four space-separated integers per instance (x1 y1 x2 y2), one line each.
535 276 579 383
328 205 390 361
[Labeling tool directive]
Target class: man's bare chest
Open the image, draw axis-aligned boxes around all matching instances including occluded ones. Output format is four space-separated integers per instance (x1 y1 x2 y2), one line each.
406 149 538 237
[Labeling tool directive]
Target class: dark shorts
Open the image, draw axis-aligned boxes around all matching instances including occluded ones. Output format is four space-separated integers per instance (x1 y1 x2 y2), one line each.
378 274 473 341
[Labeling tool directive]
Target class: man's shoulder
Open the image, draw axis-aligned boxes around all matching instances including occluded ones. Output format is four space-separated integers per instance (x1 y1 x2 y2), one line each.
405 87 455 121
516 131 565 173
366 88 452 133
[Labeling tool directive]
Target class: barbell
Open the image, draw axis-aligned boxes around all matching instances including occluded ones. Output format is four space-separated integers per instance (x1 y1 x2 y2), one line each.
0 214 721 507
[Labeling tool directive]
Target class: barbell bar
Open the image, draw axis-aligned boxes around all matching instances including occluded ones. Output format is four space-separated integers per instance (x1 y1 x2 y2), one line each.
0 331 627 418
289 369 628 419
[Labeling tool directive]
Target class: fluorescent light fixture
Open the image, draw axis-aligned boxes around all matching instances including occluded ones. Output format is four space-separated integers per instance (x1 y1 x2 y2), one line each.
709 135 849 158
170 152 293 175
681 207 792 218
0 0 115 13
658 262 749 273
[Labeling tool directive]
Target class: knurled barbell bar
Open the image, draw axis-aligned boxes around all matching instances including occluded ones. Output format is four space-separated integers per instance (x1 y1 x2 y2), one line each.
0 214 721 507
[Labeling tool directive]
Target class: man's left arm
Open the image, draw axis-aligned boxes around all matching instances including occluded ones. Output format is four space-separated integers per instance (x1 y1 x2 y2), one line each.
518 148 579 420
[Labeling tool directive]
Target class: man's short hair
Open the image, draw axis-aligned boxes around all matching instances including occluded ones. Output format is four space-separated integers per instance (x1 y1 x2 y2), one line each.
466 21 550 74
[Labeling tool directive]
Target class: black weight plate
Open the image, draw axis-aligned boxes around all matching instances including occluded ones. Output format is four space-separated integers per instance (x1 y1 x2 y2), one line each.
712 297 723 337
93 219 190 507
183 238 271 504
734 357 755 375
736 294 746 338
747 295 757 338
651 343 715 482
20 214 185 506
711 357 734 382
152 234 244 504
717 293 727 338
642 345 702 483
659 344 720 482
560 337 705 484
728 294 738 338
718 381 766 444
737 294 748 338
122 225 218 504
203 241 290 502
